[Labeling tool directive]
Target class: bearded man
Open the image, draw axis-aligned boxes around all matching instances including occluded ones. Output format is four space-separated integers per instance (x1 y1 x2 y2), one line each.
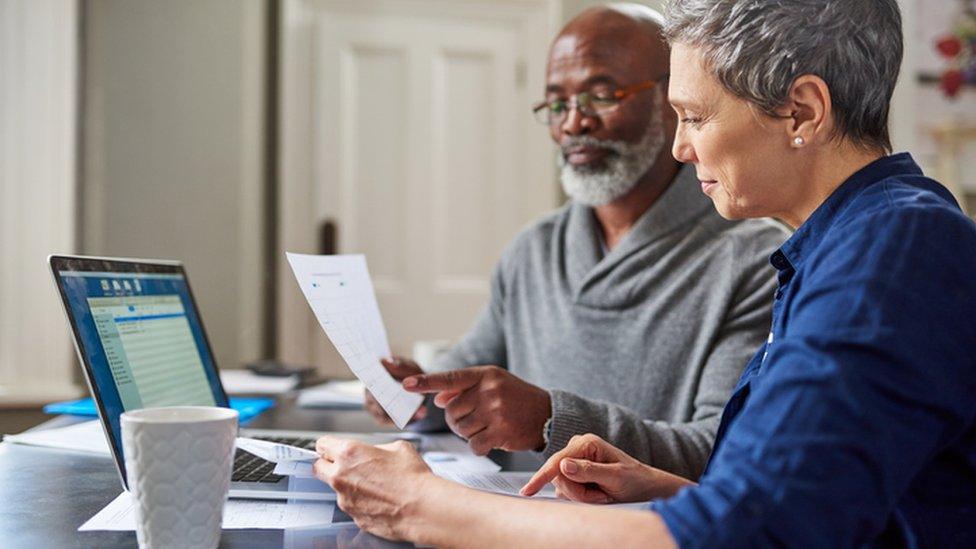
366 4 788 480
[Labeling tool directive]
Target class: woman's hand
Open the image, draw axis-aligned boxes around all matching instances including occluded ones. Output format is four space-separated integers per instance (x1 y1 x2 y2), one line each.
520 434 694 503
313 436 434 541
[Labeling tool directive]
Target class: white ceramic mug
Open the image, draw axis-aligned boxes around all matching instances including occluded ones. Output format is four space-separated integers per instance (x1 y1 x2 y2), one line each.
121 406 238 549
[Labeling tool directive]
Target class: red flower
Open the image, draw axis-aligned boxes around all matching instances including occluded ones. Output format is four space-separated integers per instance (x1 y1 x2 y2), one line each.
936 35 963 58
941 69 964 97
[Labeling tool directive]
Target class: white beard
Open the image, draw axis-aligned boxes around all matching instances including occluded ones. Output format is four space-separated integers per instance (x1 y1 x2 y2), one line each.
558 92 666 207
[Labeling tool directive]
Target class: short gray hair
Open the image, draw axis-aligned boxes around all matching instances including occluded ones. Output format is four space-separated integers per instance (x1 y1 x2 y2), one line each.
664 0 902 153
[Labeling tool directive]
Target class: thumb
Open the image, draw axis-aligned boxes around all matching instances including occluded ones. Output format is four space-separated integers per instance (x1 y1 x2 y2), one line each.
560 459 619 488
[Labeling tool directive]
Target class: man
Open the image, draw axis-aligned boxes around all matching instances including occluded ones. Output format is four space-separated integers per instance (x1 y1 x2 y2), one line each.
366 4 787 479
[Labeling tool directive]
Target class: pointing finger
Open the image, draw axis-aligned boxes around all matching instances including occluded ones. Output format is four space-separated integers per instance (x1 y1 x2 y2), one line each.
520 452 564 496
402 369 483 393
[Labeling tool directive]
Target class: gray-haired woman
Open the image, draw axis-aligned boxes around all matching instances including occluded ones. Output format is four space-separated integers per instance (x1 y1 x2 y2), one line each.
310 1 976 546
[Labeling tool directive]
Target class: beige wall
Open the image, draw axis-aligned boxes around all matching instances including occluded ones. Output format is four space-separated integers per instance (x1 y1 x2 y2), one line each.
82 0 268 371
560 0 664 21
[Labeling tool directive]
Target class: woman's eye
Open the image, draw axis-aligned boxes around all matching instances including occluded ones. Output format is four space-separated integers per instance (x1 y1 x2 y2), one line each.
681 117 704 127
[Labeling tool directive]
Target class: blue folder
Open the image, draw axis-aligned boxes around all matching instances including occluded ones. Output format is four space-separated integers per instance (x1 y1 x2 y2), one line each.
43 397 276 425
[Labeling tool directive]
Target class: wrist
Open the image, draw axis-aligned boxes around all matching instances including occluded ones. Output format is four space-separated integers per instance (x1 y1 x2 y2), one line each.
640 464 694 500
534 390 553 451
404 473 458 545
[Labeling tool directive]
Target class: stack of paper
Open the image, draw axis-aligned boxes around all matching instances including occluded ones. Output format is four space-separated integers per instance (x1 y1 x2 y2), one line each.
286 253 422 428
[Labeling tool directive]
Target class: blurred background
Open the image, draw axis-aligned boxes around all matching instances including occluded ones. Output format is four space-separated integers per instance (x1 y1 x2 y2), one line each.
1 0 974 424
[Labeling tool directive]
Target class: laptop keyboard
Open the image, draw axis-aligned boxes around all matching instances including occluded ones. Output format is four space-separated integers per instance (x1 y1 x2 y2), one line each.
232 435 316 483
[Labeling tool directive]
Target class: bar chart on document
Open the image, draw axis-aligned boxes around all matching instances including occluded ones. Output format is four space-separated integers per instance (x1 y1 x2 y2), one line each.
286 253 423 428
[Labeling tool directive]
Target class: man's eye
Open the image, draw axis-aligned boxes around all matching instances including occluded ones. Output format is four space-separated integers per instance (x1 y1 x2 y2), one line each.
549 101 567 113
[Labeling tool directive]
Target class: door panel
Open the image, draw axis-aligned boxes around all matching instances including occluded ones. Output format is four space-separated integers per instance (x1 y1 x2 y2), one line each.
280 0 557 375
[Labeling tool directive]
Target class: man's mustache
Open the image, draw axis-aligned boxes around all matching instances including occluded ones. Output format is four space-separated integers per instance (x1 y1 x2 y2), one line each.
560 136 628 157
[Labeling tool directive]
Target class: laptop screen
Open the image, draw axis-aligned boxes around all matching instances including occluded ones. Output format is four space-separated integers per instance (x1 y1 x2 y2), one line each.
50 256 228 475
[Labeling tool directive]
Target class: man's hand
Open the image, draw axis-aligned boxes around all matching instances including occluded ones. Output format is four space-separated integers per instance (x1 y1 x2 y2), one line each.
520 433 693 503
314 436 434 541
365 357 428 426
402 366 551 455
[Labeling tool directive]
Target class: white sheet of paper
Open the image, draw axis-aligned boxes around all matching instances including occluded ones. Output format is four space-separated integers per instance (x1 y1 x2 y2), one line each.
219 369 299 395
274 460 314 477
296 380 366 408
3 420 111 456
439 471 558 498
423 452 501 474
236 437 318 463
286 253 423 428
79 492 336 531
418 433 475 453
274 450 501 478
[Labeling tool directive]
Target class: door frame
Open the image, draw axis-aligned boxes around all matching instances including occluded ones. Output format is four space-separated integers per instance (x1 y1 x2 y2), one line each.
276 0 563 368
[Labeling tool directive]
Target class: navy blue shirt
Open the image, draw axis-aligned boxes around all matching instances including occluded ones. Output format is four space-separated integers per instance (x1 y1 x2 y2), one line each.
652 153 976 547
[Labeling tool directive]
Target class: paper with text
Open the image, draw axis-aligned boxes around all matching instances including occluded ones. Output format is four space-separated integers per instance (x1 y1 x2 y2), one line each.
439 471 558 498
286 253 422 428
236 437 319 463
79 492 335 531
274 449 501 478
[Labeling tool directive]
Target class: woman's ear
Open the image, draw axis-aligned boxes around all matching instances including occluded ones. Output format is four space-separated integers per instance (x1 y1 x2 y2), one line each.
784 75 831 148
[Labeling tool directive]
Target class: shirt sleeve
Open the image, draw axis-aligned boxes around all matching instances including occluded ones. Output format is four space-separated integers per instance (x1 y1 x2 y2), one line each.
408 261 509 433
544 234 778 480
654 209 976 547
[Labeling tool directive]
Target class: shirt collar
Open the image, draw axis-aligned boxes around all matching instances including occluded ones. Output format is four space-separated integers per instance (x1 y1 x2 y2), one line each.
772 152 922 275
565 163 713 289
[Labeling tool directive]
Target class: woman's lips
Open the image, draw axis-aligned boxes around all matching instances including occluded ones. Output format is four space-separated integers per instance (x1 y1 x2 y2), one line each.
700 180 718 194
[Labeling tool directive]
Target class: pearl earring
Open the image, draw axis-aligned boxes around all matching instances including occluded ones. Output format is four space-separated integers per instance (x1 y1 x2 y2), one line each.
793 136 805 146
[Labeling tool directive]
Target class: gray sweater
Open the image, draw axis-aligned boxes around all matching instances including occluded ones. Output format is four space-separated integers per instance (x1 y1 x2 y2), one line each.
434 165 789 479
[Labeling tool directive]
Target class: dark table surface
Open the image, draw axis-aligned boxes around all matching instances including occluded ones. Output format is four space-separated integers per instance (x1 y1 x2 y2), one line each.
0 396 544 548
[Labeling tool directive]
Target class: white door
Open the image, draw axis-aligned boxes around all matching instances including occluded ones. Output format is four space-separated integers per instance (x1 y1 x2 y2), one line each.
279 0 559 375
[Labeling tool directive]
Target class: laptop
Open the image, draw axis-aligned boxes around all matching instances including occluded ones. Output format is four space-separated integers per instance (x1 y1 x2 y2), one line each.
49 254 399 501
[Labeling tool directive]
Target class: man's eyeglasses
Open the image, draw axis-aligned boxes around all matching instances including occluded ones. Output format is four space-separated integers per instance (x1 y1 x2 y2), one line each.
532 74 669 126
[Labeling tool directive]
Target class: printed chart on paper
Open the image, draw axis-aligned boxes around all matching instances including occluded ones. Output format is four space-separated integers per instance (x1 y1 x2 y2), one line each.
286 253 422 428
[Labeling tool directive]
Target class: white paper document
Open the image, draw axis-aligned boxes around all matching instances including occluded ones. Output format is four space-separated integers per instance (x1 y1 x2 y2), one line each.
236 437 318 463
3 420 111 456
286 253 422 428
79 492 336 531
423 452 502 474
439 471 558 498
220 369 299 395
273 450 501 478
296 380 366 408
274 460 315 477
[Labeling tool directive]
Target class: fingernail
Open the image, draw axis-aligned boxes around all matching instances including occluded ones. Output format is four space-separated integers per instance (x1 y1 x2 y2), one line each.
562 460 578 474
403 377 418 388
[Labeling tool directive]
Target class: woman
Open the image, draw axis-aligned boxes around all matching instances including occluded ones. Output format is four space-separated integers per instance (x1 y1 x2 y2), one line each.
313 0 976 546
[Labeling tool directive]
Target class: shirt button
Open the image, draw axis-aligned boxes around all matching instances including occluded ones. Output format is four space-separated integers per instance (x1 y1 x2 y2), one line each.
771 253 788 270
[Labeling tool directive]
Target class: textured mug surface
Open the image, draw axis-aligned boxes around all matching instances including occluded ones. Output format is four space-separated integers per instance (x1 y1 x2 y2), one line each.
121 406 238 549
